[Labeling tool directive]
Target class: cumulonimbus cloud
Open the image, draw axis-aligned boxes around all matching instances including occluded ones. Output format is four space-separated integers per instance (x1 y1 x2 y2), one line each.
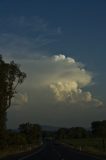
48 54 103 106
20 54 103 107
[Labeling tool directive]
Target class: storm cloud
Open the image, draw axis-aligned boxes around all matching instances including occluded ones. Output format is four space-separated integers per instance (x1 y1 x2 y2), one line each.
18 54 103 108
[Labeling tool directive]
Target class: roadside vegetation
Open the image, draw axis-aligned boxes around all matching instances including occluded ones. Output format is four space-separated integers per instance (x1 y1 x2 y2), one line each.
0 122 43 159
55 121 106 157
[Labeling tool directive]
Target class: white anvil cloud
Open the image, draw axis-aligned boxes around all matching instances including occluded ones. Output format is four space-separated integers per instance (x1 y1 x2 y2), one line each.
19 54 103 107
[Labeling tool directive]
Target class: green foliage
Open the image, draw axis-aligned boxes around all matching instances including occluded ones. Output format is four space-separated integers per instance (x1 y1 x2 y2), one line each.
0 55 26 111
91 120 106 137
56 127 89 140
67 127 88 138
19 122 42 145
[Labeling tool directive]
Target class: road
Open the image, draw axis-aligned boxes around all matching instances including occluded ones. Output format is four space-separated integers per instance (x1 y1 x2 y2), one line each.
1 141 106 160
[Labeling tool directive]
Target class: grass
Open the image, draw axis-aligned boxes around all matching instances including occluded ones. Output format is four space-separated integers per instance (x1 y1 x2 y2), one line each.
0 144 40 159
61 138 106 157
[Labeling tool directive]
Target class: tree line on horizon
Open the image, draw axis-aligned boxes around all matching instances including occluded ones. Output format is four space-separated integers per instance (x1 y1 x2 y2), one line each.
55 120 106 140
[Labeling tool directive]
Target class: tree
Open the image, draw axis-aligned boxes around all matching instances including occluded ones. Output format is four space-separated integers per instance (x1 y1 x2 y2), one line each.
67 127 88 138
91 120 106 151
55 127 89 140
19 123 42 145
91 120 106 137
0 55 26 143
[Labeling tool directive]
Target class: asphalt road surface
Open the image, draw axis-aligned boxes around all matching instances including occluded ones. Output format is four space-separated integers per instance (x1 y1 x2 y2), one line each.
2 141 106 160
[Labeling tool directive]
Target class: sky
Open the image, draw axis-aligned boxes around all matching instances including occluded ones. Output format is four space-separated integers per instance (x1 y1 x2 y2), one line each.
0 0 106 128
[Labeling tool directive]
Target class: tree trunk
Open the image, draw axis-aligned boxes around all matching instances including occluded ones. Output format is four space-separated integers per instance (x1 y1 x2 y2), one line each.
0 111 7 145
